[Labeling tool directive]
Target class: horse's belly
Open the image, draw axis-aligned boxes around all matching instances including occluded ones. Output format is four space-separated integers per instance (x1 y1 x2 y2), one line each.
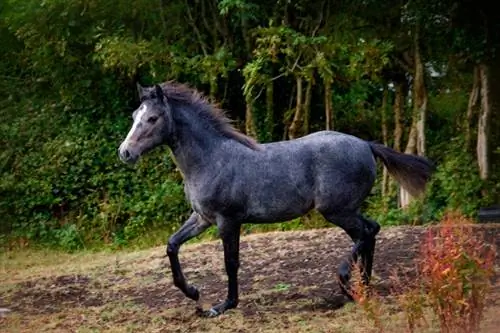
244 210 309 224
243 194 314 224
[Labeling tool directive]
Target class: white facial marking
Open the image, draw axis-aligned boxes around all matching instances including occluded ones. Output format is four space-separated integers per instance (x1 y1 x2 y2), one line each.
124 104 148 144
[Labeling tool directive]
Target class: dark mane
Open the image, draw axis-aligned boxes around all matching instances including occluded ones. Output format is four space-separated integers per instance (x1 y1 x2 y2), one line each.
158 81 259 150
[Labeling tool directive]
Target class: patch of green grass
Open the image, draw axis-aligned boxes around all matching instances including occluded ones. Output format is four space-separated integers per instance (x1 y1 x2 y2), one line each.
274 283 291 292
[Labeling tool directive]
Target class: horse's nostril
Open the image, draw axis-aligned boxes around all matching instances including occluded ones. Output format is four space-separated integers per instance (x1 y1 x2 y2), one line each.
119 146 131 161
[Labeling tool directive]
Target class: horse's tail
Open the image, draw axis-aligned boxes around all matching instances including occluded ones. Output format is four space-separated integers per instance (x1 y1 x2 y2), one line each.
368 142 434 197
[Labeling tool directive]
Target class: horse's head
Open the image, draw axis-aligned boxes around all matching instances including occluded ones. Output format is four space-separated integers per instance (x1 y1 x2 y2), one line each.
118 84 173 164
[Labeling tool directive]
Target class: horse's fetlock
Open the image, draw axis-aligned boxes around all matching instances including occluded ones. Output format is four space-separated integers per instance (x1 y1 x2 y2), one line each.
227 298 238 309
173 279 182 288
227 260 239 270
187 285 200 301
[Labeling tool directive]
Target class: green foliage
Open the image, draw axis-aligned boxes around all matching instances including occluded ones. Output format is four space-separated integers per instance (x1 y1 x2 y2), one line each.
0 95 189 249
366 139 488 227
427 141 485 217
218 0 261 22
1 0 499 251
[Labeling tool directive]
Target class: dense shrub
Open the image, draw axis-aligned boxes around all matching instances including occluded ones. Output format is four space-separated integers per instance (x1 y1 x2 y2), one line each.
0 90 190 250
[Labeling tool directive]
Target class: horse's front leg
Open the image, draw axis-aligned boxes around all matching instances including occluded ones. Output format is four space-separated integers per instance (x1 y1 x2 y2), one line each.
167 212 211 304
200 221 241 317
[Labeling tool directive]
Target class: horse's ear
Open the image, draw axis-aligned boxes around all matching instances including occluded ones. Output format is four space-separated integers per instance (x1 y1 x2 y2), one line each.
136 82 147 99
154 84 166 104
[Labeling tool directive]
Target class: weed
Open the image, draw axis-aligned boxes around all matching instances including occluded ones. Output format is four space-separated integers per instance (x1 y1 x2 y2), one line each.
418 212 496 333
391 273 428 333
351 212 497 333
390 212 497 333
350 263 385 333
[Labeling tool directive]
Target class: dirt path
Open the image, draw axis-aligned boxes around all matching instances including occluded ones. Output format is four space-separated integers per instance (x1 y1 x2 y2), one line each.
1 225 499 332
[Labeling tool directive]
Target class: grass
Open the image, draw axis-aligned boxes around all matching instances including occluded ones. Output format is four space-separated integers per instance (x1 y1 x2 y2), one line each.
1 222 498 333
1 298 406 333
1 211 332 253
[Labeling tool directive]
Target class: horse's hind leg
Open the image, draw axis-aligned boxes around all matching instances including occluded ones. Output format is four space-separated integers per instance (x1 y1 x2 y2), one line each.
357 216 380 284
321 212 380 297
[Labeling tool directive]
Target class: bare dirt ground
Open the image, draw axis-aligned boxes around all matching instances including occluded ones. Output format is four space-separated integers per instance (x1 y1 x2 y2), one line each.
1 225 499 332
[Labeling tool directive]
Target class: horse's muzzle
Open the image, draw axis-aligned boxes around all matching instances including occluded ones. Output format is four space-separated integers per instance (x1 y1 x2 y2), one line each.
118 143 138 164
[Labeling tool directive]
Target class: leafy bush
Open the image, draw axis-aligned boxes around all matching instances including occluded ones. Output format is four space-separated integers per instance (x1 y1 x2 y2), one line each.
366 137 488 226
0 92 190 250
426 139 487 218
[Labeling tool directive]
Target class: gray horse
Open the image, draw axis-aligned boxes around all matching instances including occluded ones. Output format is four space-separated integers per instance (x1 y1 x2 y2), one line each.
118 82 433 317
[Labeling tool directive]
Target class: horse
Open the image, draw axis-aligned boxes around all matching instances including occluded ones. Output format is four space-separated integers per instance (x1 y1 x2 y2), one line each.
118 81 433 317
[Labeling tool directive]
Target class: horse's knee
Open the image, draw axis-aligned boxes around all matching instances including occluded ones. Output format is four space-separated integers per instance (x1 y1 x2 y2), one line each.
166 238 178 256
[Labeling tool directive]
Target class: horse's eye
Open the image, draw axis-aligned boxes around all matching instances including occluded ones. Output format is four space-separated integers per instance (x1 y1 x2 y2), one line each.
147 116 159 124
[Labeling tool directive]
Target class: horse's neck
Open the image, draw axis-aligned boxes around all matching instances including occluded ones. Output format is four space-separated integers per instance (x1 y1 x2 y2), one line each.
169 111 227 178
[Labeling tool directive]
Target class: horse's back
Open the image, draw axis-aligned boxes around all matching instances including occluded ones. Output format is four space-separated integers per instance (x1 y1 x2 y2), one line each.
261 130 374 166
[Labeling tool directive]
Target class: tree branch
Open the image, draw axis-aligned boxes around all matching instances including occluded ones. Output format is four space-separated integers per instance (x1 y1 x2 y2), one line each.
392 54 412 73
311 1 326 37
185 0 208 56
201 0 217 47
252 86 265 103
289 53 302 73
208 0 226 38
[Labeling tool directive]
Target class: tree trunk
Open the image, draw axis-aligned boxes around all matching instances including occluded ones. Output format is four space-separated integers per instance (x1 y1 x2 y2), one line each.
399 108 418 208
393 81 405 152
389 79 406 199
381 85 389 203
413 27 428 156
282 84 296 140
324 79 333 130
399 25 427 208
477 63 491 180
245 94 257 138
288 77 304 139
302 78 313 135
380 84 389 197
265 81 274 141
466 65 481 150
241 16 251 59
209 78 217 102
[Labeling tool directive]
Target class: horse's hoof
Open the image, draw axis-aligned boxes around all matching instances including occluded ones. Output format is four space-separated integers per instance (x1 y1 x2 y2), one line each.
339 282 354 301
337 259 354 300
198 307 220 318
337 259 352 284
187 285 200 301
